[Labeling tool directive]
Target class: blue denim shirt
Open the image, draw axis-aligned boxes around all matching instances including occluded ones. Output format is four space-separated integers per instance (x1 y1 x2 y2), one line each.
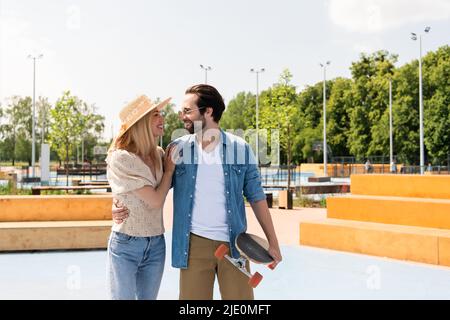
170 129 266 269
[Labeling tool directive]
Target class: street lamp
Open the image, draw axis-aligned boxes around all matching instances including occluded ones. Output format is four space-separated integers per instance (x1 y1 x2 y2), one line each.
250 68 265 166
411 26 430 174
27 53 43 178
389 78 393 166
200 64 212 84
319 61 330 176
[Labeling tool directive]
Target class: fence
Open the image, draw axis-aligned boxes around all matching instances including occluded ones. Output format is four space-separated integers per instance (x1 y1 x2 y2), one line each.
259 165 302 187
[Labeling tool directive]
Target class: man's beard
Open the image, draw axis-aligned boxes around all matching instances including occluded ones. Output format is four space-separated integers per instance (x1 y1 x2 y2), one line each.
184 118 206 134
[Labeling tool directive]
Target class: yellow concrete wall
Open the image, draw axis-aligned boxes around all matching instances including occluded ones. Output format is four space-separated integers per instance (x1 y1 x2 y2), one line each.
350 174 450 199
299 220 450 266
438 237 450 266
299 163 333 177
0 221 112 251
0 195 113 221
327 195 450 229
300 163 395 177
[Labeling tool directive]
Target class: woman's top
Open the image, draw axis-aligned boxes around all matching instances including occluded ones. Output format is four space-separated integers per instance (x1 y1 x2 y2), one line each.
106 148 164 237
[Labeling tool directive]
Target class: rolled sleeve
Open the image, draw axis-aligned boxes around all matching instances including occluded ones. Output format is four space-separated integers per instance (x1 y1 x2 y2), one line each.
243 145 266 203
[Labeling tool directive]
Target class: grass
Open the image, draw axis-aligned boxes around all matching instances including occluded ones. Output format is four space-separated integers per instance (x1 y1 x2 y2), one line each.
0 162 30 167
271 196 327 208
0 183 94 196
0 161 61 167
0 183 32 195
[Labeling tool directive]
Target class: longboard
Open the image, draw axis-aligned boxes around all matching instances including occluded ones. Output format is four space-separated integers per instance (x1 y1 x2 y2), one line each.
214 233 276 288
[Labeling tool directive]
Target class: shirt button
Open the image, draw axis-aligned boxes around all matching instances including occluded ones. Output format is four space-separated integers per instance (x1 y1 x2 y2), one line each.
225 172 228 175
226 191 230 194
228 210 231 213
184 251 187 255
190 194 193 198
192 176 195 179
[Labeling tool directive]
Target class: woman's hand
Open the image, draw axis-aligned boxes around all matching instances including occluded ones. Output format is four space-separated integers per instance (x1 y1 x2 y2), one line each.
164 144 177 174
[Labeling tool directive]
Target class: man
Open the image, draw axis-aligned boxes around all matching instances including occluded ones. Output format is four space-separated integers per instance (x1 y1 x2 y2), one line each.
113 84 282 299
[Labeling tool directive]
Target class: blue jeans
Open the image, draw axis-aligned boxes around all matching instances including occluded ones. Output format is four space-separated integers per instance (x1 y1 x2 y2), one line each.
107 231 166 300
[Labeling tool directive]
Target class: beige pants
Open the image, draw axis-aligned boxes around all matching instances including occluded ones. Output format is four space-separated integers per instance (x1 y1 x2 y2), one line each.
179 233 254 300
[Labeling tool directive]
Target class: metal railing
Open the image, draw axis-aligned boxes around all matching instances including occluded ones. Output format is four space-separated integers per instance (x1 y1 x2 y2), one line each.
259 165 302 187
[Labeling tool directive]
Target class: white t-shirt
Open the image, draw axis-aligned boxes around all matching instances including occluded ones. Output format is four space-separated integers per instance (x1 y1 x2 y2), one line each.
190 140 229 242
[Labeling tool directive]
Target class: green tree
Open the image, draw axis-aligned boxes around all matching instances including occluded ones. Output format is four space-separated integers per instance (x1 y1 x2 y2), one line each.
162 102 184 147
423 45 450 164
260 69 299 187
392 60 420 164
221 92 256 130
295 80 335 163
48 91 86 185
75 101 105 163
347 50 397 161
326 78 353 158
0 96 32 165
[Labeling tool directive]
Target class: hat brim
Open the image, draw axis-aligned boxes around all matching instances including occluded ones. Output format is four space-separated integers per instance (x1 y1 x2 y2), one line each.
115 97 171 142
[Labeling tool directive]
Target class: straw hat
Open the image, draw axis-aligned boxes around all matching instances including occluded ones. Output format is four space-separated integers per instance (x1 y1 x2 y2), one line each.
116 95 171 140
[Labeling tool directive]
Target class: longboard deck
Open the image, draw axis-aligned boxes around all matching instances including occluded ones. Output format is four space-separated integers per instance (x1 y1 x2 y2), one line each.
236 233 273 263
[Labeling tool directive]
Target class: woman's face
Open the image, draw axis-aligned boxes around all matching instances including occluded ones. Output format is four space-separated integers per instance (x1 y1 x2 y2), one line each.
150 110 165 137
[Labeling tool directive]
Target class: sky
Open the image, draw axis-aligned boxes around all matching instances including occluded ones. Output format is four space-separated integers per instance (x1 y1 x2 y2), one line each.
1 0 449 141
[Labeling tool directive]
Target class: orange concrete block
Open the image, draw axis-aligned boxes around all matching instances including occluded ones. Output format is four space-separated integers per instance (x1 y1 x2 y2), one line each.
350 174 450 199
0 221 112 251
327 195 450 229
299 219 448 265
438 237 450 267
0 195 113 222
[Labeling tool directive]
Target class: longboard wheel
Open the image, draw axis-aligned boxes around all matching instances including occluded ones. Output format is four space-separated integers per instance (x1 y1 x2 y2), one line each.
248 272 263 288
214 244 229 260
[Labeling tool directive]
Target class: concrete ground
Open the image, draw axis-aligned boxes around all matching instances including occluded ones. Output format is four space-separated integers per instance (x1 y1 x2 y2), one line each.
0 191 449 299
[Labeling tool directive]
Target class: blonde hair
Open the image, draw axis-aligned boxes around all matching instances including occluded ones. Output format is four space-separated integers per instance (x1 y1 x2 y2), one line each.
110 110 161 175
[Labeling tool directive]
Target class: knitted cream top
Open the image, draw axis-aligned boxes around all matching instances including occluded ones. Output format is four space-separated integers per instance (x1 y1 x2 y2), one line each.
106 148 164 237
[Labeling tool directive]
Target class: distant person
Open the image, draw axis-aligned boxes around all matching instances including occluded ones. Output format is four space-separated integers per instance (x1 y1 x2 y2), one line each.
364 159 373 174
390 160 397 174
106 95 175 300
82 159 91 169
427 163 433 172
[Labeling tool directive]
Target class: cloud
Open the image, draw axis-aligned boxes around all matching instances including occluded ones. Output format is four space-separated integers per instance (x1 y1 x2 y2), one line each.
352 39 384 54
0 13 56 99
0 15 55 58
328 0 450 33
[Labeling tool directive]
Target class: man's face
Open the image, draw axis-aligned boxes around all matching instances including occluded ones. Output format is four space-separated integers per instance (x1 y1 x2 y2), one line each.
180 93 206 134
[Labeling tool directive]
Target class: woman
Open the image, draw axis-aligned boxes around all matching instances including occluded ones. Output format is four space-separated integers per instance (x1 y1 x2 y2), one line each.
106 95 175 300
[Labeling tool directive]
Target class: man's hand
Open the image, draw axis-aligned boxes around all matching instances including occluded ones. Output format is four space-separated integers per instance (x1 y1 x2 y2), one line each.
112 198 129 224
267 244 282 269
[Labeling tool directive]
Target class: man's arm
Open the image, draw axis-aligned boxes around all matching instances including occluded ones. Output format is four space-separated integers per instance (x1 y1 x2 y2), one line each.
242 143 282 267
250 199 282 268
112 199 128 224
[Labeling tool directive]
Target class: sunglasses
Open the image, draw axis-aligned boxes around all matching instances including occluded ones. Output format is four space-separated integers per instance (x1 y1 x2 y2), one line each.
178 106 207 116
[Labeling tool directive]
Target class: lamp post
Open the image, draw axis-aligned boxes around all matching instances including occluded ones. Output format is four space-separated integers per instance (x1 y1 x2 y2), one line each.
250 68 265 166
200 64 212 84
411 26 430 174
27 53 43 178
389 79 393 166
320 61 330 176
